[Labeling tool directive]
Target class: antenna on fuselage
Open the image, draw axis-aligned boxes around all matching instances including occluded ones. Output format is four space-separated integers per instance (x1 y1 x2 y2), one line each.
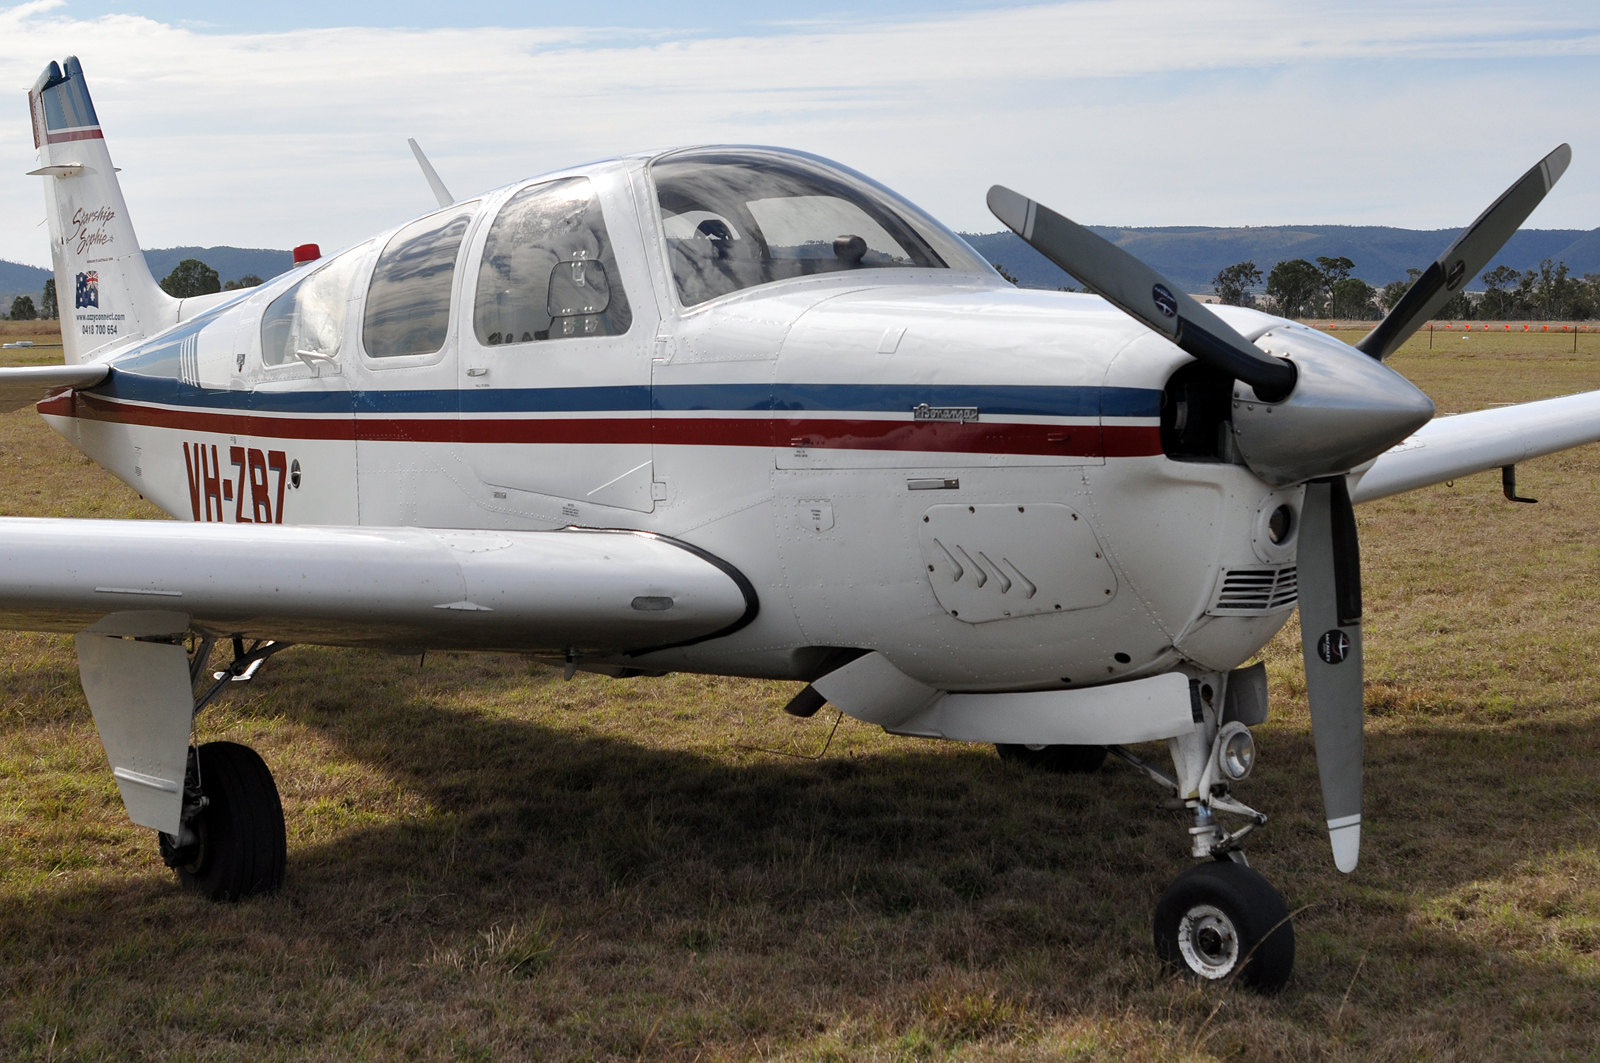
407 138 454 208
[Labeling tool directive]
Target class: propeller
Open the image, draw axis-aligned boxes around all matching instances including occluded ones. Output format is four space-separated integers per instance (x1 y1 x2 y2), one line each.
987 146 1571 873
1358 144 1570 362
986 187 1296 402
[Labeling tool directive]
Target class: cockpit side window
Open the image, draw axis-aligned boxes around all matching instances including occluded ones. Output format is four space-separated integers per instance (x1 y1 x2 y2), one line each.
472 177 632 346
363 203 478 358
651 150 989 307
259 241 370 367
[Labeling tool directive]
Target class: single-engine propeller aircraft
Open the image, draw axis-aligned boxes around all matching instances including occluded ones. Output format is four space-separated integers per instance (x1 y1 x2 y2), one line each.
11 55 1600 991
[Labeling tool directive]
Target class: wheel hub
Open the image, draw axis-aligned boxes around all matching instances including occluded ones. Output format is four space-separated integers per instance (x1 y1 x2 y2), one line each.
1177 903 1239 978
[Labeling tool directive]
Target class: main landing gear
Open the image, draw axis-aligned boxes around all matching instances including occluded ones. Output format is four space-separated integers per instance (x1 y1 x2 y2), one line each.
159 741 286 901
994 742 1107 774
158 637 291 902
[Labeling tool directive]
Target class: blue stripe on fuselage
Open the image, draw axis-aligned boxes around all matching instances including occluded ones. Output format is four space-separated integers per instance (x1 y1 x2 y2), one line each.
89 371 1162 419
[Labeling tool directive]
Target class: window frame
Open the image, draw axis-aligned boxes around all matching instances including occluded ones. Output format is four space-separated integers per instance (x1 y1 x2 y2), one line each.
644 147 997 312
469 175 635 350
357 199 484 371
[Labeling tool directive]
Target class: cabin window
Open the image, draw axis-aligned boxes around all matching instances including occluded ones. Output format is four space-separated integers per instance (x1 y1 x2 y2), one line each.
259 242 370 367
363 203 477 358
651 148 988 307
472 177 632 346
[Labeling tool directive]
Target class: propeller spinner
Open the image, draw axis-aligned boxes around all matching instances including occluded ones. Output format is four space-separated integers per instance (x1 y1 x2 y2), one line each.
988 146 1569 872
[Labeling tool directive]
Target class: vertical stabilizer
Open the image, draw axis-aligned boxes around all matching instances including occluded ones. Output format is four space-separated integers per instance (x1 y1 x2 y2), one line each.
28 57 177 364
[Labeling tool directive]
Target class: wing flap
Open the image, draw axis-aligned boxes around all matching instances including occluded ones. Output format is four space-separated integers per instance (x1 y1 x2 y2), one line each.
1351 389 1600 503
0 519 754 653
0 364 108 412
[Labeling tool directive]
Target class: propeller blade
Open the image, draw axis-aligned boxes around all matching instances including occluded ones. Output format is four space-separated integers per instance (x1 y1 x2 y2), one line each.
1358 144 1571 362
987 186 1296 402
1298 477 1365 872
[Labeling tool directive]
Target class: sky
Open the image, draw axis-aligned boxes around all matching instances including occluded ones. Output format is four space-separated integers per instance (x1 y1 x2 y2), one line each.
2 0 1598 269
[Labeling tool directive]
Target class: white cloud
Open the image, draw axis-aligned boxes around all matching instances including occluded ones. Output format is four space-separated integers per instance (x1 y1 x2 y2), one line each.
3 1 1597 268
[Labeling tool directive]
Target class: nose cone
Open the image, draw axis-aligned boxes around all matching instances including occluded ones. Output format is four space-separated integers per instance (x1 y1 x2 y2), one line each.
1231 326 1435 486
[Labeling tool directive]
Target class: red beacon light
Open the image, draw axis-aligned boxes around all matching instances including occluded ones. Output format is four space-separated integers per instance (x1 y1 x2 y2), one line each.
292 243 321 265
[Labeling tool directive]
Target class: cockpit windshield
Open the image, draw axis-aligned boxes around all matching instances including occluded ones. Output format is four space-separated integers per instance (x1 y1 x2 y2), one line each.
651 148 990 307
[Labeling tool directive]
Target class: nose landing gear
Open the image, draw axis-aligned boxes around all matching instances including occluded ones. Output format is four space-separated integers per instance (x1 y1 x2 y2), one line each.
1110 670 1296 992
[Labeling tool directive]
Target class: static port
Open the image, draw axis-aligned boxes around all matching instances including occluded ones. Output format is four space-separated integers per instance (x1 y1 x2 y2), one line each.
1268 504 1294 544
1113 652 1132 664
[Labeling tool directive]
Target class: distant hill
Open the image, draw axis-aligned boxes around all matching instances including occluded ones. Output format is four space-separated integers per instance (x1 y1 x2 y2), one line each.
960 226 1600 294
142 247 294 289
0 247 293 313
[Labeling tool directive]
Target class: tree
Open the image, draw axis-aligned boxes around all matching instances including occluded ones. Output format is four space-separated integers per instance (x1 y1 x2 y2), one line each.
160 258 220 298
1264 258 1322 319
1478 264 1522 320
1379 268 1422 314
40 278 57 320
1330 277 1379 320
1211 261 1261 307
1315 255 1354 318
8 295 37 321
992 262 1018 285
223 274 263 291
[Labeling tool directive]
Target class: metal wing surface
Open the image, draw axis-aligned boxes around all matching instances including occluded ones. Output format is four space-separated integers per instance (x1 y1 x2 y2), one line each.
0 365 109 412
1351 389 1600 503
0 519 754 653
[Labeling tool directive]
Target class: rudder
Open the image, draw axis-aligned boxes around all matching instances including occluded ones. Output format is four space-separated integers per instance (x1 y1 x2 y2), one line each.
29 57 177 364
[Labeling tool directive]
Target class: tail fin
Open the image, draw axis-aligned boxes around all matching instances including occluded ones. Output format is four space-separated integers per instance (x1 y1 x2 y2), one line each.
28 57 177 364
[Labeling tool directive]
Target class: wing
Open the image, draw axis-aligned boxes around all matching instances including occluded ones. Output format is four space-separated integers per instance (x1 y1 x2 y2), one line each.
0 365 108 412
0 519 755 655
1351 389 1600 503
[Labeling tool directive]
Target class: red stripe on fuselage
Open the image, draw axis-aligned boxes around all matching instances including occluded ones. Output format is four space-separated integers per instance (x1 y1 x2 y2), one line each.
45 128 104 144
44 394 1163 457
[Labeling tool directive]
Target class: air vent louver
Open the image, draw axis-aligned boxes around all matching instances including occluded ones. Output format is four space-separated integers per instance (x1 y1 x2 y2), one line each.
1207 566 1298 616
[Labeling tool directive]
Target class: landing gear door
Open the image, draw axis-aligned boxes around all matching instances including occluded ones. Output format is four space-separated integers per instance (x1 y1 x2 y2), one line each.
458 172 655 518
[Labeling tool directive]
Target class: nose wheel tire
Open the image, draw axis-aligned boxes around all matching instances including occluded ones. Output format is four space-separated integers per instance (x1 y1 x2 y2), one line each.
1153 860 1294 992
995 743 1107 774
158 741 286 902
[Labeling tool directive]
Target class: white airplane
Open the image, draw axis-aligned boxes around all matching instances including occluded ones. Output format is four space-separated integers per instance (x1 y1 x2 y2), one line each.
10 55 1599 992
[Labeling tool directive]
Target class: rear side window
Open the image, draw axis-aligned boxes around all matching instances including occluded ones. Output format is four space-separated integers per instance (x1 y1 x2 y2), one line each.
473 177 632 346
259 242 369 366
363 204 477 358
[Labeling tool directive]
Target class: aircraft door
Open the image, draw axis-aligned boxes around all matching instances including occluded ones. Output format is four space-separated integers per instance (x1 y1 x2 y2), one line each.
351 202 481 526
458 174 655 517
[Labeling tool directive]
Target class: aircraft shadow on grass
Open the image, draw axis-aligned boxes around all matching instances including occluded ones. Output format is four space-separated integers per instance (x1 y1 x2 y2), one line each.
7 654 1600 1042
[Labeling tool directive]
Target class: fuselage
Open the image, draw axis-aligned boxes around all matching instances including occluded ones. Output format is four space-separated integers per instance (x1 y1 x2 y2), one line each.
36 148 1302 690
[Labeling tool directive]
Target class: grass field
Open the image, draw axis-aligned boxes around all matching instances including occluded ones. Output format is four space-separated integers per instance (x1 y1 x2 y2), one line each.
2 323 1599 1061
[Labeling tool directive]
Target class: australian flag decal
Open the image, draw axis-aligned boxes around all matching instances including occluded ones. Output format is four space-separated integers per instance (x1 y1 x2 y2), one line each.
75 271 99 309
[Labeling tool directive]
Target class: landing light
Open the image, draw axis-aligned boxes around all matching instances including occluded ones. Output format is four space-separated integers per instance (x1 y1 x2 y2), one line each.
1216 722 1255 781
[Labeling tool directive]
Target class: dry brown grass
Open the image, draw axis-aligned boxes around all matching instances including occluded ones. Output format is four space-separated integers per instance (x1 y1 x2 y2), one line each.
2 326 1599 1061
0 320 64 345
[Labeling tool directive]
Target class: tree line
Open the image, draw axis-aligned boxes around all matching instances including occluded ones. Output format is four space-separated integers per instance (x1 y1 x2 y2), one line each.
1212 257 1600 321
6 259 262 321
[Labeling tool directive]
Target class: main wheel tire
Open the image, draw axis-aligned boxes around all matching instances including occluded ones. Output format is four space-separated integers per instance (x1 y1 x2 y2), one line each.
160 741 286 902
995 743 1107 774
1153 860 1295 992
